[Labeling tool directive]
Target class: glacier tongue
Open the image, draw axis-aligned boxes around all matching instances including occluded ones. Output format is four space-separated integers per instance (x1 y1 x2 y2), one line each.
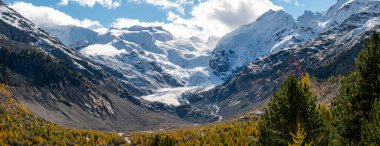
140 87 199 106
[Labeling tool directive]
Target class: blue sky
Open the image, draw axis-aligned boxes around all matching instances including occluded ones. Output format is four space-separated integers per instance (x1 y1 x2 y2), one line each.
272 0 336 16
4 0 336 27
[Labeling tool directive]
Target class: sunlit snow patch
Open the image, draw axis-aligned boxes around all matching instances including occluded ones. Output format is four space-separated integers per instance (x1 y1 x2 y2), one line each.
81 44 127 56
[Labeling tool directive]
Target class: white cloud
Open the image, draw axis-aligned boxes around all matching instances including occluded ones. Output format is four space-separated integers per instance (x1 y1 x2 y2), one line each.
59 0 121 9
187 0 282 37
9 2 106 33
113 0 281 47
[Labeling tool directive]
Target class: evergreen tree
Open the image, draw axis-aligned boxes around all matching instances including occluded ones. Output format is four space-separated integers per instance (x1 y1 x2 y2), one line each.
332 31 380 145
361 99 380 145
318 104 341 145
147 135 175 146
259 76 324 146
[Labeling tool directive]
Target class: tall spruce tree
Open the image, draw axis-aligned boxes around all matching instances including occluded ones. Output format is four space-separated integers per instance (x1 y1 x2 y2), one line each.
361 99 380 145
332 31 380 145
259 76 324 146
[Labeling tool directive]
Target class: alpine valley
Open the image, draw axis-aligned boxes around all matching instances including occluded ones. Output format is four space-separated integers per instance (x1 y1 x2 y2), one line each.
0 0 380 145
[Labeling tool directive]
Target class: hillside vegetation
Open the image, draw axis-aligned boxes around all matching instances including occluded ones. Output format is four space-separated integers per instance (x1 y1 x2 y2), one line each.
0 84 126 146
129 114 259 146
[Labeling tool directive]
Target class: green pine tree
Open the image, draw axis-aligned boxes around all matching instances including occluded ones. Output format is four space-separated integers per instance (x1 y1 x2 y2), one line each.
318 104 341 145
361 99 380 145
259 76 325 146
332 31 380 145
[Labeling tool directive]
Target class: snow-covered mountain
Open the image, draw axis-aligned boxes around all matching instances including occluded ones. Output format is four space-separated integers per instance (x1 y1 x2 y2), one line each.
322 0 380 23
209 10 317 78
26 0 380 119
42 25 99 49
209 0 380 79
191 0 380 119
0 1 195 131
44 25 222 105
41 0 380 108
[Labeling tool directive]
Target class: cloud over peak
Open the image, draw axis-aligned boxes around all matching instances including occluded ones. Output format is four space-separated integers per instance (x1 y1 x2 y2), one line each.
113 0 282 47
9 2 107 33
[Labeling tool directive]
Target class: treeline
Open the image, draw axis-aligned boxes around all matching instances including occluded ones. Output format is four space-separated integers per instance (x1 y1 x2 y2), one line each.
130 32 380 145
0 84 126 146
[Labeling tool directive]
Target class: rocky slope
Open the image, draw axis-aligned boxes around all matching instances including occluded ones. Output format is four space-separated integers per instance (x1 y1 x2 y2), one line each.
0 1 195 131
191 0 380 119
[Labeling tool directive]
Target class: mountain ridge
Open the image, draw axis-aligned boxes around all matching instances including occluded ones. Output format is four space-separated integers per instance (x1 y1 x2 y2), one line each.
209 0 380 80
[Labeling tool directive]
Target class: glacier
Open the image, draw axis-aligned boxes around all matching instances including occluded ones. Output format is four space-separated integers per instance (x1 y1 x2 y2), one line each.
43 25 223 106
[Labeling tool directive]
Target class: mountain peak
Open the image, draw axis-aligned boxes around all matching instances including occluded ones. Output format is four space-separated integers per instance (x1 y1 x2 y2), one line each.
256 10 289 22
210 9 297 78
297 10 322 26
